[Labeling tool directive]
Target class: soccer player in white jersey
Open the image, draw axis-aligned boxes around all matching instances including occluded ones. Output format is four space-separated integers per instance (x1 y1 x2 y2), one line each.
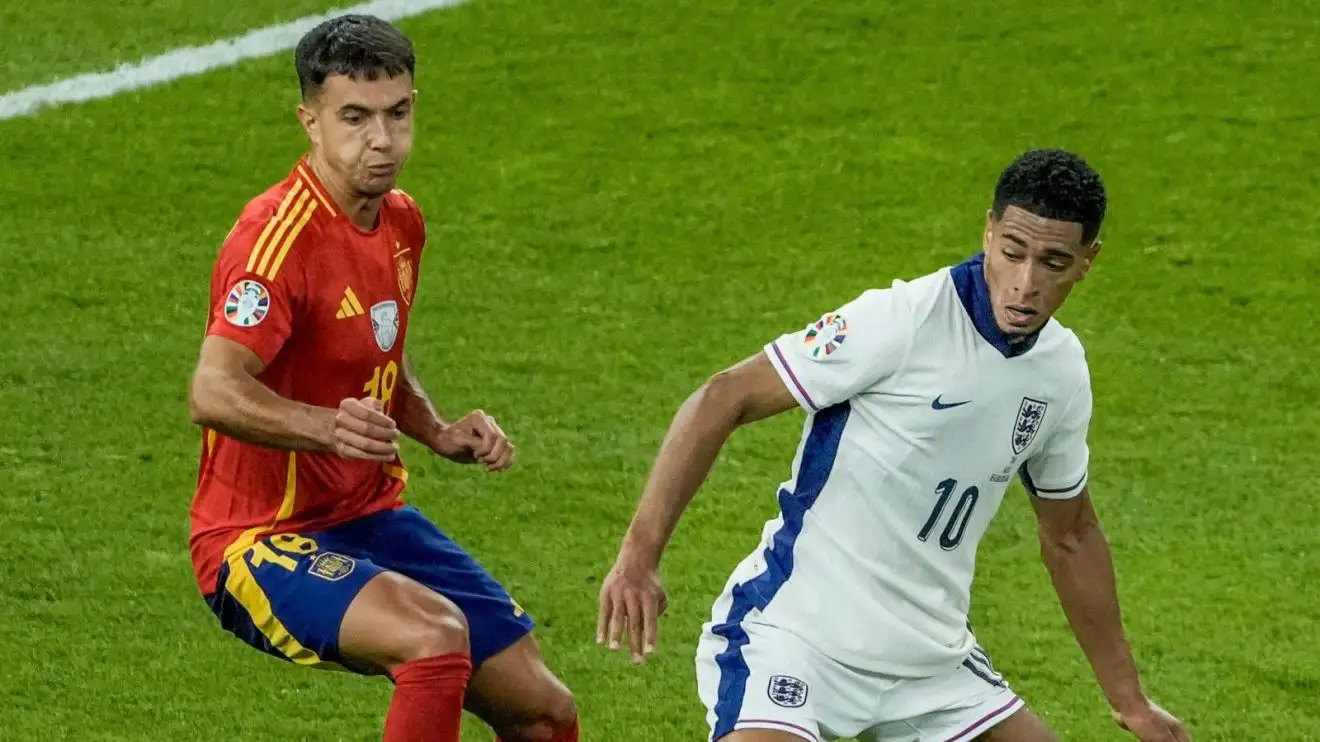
597 150 1191 742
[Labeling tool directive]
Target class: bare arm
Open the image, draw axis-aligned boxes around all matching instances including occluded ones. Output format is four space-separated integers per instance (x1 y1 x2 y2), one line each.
618 351 799 566
598 351 797 662
188 335 397 460
1033 489 1145 711
394 353 448 448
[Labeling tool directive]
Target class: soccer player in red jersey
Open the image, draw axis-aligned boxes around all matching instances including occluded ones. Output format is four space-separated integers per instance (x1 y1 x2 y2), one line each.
187 15 578 742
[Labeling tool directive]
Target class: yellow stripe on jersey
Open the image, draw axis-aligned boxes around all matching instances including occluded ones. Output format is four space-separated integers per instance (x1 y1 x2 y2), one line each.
297 165 338 216
383 463 409 484
265 200 317 280
222 453 299 561
255 190 312 278
344 286 365 314
206 429 216 457
246 181 304 273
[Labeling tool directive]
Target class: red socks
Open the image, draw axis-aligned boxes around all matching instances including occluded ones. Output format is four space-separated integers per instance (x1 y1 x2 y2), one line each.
384 653 472 742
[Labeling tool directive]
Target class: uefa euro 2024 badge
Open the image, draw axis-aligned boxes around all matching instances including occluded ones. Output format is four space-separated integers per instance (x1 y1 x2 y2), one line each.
803 312 848 360
223 280 270 327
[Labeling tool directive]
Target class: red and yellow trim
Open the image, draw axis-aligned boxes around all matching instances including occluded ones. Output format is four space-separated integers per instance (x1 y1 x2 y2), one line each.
296 162 338 217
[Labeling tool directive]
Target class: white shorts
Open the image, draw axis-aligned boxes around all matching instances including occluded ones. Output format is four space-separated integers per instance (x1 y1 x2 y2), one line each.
696 621 1023 742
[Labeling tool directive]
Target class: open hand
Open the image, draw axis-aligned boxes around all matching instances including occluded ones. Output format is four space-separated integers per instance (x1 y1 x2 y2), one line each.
597 557 668 664
1114 699 1191 742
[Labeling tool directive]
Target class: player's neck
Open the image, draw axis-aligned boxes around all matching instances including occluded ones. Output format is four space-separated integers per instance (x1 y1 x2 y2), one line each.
307 153 385 231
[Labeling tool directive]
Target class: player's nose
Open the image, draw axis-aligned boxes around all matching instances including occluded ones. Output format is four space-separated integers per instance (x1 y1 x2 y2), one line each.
366 116 393 150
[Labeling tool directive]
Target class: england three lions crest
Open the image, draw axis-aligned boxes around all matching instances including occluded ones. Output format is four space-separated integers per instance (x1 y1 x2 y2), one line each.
370 300 400 352
1012 397 1048 455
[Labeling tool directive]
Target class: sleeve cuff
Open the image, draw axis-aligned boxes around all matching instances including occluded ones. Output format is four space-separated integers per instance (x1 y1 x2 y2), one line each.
1019 465 1088 500
764 341 819 412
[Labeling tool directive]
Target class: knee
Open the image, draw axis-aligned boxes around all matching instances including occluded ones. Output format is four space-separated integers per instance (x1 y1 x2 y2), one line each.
502 687 577 742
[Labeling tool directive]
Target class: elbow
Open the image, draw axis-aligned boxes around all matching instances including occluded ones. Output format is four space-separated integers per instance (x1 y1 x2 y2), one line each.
698 369 750 428
188 370 225 428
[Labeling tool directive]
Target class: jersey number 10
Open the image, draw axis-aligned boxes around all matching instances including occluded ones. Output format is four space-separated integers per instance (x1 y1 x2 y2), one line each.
917 478 980 550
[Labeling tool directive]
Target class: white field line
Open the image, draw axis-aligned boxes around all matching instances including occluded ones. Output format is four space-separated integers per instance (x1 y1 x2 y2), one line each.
0 0 467 121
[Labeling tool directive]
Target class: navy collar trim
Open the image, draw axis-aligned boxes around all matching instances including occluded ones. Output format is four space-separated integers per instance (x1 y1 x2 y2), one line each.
950 253 1040 359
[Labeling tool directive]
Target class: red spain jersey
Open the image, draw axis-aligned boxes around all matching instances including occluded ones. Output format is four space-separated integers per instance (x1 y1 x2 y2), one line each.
190 158 426 594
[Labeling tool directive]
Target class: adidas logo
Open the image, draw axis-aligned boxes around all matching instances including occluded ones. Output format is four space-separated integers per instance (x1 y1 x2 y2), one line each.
335 286 366 319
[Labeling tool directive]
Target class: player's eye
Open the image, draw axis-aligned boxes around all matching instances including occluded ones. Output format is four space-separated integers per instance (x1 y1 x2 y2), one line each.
1044 260 1068 272
390 106 409 119
1002 247 1024 262
343 113 364 125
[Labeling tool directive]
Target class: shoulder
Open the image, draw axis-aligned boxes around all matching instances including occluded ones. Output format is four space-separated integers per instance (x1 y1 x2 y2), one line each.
220 171 334 281
387 187 426 244
1037 320 1091 387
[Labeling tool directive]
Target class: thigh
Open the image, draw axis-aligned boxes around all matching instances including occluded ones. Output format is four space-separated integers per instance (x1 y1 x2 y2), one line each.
205 530 385 671
696 621 874 742
862 647 1023 742
977 707 1059 742
351 506 535 668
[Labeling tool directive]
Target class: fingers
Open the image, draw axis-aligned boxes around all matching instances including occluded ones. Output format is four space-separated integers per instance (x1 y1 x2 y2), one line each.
625 591 646 663
606 591 627 653
642 589 660 659
346 397 399 429
334 428 398 461
461 410 516 471
334 398 399 460
339 399 399 440
596 587 613 646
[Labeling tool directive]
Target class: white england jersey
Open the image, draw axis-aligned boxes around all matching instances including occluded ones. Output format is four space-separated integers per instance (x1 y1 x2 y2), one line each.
708 253 1092 678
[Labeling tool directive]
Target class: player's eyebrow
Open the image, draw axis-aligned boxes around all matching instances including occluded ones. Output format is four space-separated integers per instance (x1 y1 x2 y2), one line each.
1002 232 1029 248
337 97 411 115
1042 247 1076 261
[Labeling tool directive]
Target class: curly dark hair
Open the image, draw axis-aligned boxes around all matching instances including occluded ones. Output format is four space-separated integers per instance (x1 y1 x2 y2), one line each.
295 14 415 100
992 149 1107 244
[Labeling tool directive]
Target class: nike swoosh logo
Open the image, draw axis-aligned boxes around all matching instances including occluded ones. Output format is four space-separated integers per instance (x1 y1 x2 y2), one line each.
932 396 971 410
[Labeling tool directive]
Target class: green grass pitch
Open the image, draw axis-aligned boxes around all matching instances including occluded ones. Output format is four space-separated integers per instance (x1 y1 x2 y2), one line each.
1 0 1317 739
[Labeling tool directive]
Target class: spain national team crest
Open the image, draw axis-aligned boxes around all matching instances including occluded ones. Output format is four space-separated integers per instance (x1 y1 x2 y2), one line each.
370 300 400 352
1012 397 1049 455
223 280 270 327
803 312 848 359
309 552 356 582
394 244 414 305
767 675 809 708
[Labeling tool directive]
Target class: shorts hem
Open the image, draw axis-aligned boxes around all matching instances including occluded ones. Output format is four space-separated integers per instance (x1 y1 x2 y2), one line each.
941 695 1024 742
727 719 820 742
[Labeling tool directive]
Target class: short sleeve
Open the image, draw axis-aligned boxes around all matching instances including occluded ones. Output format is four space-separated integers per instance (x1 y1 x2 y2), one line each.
1019 376 1092 500
205 216 308 366
764 287 914 412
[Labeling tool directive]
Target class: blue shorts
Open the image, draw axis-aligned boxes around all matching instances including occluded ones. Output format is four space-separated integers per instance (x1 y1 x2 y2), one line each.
204 505 534 672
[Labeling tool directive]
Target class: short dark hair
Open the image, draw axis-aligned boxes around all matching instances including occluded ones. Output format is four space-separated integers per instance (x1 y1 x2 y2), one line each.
991 149 1107 244
295 14 415 100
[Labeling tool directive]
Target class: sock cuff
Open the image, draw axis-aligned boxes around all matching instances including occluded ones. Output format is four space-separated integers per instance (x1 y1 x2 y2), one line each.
390 652 472 685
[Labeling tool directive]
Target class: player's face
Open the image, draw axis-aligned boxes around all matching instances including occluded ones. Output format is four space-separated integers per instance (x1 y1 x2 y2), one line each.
300 73 415 198
981 205 1100 335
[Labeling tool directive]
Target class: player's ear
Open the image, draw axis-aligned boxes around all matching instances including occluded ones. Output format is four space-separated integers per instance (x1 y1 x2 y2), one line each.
296 102 320 148
982 209 995 251
1077 239 1101 281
